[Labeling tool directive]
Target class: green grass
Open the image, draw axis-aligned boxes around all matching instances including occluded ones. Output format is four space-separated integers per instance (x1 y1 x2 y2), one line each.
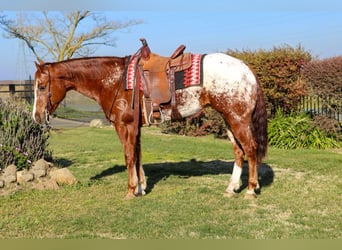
1 126 341 239
53 106 107 123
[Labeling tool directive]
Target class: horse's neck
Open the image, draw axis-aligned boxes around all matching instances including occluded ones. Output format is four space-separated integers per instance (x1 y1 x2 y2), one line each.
65 69 104 103
57 58 125 115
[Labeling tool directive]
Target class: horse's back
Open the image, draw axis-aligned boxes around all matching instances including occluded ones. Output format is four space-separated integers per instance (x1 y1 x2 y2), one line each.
202 53 257 104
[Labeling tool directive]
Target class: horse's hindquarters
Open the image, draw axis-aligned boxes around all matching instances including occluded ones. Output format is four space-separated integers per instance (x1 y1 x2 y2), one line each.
202 53 258 108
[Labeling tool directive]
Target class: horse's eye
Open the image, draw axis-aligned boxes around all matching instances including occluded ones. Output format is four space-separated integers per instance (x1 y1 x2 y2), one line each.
38 85 46 91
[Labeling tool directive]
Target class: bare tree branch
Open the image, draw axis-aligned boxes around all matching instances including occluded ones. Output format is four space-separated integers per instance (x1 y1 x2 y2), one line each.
0 11 143 62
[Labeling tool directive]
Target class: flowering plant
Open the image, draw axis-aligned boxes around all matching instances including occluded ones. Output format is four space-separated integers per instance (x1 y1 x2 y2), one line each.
0 98 51 170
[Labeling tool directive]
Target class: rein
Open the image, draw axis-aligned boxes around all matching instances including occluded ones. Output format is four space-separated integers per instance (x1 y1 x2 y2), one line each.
105 72 123 123
105 44 145 132
44 65 53 127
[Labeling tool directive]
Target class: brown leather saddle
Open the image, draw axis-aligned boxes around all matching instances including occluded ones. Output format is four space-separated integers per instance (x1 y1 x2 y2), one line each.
137 38 193 124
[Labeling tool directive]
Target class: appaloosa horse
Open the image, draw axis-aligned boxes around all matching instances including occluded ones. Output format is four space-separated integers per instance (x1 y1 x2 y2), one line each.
32 40 267 199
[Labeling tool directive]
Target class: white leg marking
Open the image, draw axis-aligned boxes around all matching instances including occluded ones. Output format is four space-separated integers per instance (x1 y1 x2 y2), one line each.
135 182 145 196
226 162 242 193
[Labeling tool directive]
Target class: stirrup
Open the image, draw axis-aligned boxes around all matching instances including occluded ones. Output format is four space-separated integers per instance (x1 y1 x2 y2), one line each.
148 108 164 125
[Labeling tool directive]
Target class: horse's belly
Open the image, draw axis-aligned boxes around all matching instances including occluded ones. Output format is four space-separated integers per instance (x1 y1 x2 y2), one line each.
164 86 202 120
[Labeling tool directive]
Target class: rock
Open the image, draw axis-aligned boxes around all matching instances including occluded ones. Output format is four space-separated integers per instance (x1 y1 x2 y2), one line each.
36 179 59 190
90 119 103 128
43 179 59 190
3 164 17 183
17 170 35 184
31 159 50 178
49 168 77 185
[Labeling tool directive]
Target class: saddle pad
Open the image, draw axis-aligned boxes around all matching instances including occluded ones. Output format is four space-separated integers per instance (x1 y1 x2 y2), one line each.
124 55 143 90
124 54 206 91
175 54 205 90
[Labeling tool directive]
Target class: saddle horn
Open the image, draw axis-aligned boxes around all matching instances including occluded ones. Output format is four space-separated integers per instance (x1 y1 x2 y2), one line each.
140 38 151 60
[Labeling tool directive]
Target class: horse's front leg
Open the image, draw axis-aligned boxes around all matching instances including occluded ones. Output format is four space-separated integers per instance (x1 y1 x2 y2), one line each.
134 126 146 196
115 122 146 199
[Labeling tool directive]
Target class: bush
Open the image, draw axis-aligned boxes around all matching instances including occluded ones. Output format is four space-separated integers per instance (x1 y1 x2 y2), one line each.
227 45 312 116
312 115 341 142
0 98 51 170
268 110 340 149
302 56 342 100
160 107 228 138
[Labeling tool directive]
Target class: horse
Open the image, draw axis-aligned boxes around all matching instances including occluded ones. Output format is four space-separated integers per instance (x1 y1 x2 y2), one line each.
32 40 268 199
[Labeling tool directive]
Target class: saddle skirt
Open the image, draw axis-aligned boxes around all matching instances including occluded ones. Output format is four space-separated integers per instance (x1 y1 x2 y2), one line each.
125 53 205 92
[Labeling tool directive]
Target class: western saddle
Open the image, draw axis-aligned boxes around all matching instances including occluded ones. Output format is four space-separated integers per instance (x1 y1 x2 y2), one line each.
137 38 193 124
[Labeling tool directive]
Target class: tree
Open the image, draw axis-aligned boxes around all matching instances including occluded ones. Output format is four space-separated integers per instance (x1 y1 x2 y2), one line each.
0 11 142 62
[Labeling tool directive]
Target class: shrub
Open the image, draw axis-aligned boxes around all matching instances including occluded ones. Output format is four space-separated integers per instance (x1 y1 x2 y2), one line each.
312 115 341 142
227 45 312 116
0 98 51 170
268 110 340 149
160 107 228 138
302 56 342 100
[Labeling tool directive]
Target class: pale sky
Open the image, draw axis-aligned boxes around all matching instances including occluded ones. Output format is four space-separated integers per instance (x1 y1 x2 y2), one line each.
1 0 342 80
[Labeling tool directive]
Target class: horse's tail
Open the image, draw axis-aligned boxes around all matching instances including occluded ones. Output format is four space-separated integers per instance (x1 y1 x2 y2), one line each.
251 79 268 163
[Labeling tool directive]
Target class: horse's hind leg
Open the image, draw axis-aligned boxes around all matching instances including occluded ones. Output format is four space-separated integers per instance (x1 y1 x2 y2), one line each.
235 124 259 198
224 129 244 197
225 120 259 198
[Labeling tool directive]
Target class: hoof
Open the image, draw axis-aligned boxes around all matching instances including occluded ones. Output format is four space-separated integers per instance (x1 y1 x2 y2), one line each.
134 190 146 197
223 190 238 198
244 191 257 199
124 193 136 200
134 183 146 197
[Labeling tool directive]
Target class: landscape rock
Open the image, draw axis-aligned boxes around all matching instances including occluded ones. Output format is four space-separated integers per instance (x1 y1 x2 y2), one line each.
3 164 17 183
90 119 103 128
17 170 35 184
0 159 77 195
49 168 77 185
31 159 50 178
36 179 59 191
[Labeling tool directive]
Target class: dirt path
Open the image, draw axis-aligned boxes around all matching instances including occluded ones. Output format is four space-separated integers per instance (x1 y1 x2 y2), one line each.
49 117 89 129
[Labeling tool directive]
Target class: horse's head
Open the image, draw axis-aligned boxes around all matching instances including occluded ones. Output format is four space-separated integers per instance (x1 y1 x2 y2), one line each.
32 61 67 124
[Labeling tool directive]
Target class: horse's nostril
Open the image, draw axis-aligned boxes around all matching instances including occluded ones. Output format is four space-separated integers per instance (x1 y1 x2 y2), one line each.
33 113 43 124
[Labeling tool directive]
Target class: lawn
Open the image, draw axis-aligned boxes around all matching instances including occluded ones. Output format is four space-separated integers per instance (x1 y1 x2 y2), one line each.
0 126 341 239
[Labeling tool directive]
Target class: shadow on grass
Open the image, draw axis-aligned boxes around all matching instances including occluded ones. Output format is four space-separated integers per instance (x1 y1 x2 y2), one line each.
90 159 274 195
53 157 74 168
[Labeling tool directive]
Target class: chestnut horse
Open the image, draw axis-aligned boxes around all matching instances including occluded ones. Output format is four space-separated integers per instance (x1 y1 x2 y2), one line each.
32 43 267 199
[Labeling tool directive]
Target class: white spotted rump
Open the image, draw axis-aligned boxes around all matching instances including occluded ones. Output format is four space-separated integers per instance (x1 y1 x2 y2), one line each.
203 53 257 105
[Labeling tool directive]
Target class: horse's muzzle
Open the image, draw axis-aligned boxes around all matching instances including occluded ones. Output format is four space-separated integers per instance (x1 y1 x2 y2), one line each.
33 111 48 125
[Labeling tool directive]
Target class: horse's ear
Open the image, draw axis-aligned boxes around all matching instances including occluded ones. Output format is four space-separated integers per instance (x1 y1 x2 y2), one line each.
38 59 45 65
34 61 41 72
34 61 44 73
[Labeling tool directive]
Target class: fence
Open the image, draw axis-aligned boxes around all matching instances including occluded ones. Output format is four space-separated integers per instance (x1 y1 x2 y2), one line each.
0 78 34 103
298 95 341 123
